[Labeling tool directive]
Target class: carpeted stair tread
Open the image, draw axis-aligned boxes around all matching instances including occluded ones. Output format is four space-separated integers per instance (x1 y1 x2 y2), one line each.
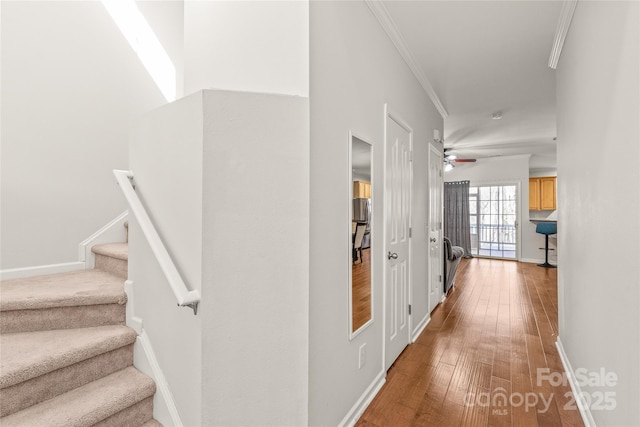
0 366 155 427
0 269 126 311
140 419 163 427
91 242 128 261
0 325 136 388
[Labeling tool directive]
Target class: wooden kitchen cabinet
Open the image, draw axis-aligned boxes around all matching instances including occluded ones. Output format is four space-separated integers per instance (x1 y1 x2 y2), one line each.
353 181 371 198
529 178 540 210
529 176 556 211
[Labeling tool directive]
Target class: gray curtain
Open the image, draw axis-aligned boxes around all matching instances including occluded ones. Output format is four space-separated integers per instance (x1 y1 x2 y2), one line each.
444 180 472 258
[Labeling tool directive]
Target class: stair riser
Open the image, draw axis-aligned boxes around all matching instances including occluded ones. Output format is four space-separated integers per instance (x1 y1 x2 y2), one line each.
1 304 125 334
95 254 128 279
0 345 133 417
92 396 153 427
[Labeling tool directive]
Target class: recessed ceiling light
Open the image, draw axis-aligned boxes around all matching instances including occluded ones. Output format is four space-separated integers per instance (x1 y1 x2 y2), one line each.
491 111 503 120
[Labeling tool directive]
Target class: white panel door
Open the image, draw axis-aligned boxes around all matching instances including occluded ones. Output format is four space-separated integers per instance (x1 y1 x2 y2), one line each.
384 112 412 370
428 144 443 312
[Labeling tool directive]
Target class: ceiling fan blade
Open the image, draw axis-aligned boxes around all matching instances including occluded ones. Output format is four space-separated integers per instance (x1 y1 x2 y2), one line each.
454 158 477 163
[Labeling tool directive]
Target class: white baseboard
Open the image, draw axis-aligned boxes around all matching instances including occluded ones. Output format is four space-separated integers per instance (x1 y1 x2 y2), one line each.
0 261 85 281
78 211 128 269
134 331 183 427
556 337 596 427
127 279 183 427
338 370 386 427
412 313 431 343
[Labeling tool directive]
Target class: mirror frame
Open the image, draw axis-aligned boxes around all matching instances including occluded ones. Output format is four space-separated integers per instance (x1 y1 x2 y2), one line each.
348 130 374 340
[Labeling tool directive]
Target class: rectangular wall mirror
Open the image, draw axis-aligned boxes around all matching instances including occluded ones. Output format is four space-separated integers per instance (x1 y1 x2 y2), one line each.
350 133 373 337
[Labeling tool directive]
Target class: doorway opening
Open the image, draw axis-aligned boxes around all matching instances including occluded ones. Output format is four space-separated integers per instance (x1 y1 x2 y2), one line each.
469 184 518 259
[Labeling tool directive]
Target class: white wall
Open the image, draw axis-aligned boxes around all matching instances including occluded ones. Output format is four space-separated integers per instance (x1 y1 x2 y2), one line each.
0 1 183 270
130 90 309 426
556 2 640 425
184 0 309 98
200 90 309 426
445 155 548 263
309 2 443 425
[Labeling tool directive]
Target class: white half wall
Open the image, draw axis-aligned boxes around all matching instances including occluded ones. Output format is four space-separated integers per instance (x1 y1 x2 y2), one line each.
200 90 309 427
0 1 183 270
309 2 443 424
556 1 640 425
129 90 309 426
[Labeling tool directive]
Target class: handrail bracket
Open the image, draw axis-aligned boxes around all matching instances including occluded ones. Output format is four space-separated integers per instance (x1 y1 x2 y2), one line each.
180 302 199 315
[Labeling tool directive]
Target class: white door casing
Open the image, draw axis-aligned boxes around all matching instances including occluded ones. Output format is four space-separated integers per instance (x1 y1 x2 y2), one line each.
428 144 444 312
383 106 412 371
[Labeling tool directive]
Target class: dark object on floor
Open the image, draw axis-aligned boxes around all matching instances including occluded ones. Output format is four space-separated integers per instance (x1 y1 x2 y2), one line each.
444 236 464 294
536 222 557 268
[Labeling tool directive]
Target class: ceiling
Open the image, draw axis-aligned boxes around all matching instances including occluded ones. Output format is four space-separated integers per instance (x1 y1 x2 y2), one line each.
382 0 562 169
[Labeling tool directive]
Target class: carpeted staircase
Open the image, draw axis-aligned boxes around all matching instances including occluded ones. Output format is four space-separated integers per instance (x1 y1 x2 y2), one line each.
0 223 162 426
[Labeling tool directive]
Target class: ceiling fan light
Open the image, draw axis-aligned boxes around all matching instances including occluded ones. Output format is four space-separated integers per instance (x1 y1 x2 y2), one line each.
447 154 457 160
444 163 453 172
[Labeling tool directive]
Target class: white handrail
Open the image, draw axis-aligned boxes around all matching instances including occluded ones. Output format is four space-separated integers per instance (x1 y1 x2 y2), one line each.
113 169 200 315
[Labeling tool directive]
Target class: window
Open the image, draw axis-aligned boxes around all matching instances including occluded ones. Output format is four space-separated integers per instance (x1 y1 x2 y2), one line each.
469 185 517 259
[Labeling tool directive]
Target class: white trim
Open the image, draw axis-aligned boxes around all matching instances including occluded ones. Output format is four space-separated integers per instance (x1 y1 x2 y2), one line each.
134 330 184 427
127 280 182 427
364 0 448 119
556 338 596 427
338 369 386 427
78 211 128 268
349 131 376 341
0 261 84 281
428 143 444 312
124 280 143 334
411 314 430 343
381 105 389 376
548 0 578 69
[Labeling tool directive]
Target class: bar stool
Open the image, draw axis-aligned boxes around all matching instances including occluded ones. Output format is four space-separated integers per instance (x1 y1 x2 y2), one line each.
536 222 557 268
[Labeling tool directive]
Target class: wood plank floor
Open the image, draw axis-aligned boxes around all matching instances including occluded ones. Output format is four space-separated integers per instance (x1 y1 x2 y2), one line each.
356 258 584 427
353 248 372 332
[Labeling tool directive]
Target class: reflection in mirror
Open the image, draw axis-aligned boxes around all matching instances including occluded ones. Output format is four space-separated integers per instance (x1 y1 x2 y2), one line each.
351 134 372 336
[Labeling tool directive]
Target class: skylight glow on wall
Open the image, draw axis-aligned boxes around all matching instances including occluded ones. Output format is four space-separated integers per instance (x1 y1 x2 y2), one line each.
102 0 176 102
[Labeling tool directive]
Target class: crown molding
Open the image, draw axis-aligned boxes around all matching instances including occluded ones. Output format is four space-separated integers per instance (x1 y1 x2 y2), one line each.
364 0 449 119
548 0 578 69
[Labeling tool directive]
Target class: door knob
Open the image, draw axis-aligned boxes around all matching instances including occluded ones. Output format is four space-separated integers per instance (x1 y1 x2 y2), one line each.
388 251 398 260
430 237 437 243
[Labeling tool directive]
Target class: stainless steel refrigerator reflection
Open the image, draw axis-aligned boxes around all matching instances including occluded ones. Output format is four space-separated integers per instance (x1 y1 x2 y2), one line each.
353 198 371 249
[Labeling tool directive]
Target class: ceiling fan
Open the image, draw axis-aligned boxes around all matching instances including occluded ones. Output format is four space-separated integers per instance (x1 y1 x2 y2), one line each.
444 149 476 171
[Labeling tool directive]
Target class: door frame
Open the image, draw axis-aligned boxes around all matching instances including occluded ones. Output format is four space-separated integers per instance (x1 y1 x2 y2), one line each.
382 104 413 371
468 180 522 260
428 143 444 312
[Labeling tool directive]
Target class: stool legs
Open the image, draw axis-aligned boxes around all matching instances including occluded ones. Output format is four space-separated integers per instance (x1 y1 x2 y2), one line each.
537 234 556 268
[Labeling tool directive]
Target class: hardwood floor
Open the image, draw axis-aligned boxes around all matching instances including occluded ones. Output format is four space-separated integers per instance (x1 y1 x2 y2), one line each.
356 258 584 427
352 248 372 332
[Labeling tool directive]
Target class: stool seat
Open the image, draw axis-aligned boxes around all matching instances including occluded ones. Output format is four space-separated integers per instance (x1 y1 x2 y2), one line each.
535 222 557 268
536 222 557 235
